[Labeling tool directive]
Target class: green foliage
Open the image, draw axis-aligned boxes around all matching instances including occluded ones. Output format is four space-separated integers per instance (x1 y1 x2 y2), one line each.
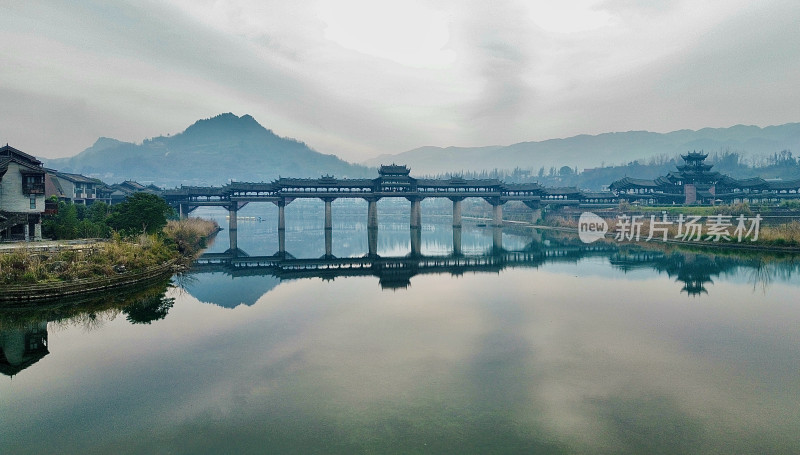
2 210 217 287
780 199 800 210
43 200 110 240
107 193 174 236
87 201 111 224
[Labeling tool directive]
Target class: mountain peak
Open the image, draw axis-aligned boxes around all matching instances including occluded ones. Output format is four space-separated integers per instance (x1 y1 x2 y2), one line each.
92 136 127 149
184 113 265 133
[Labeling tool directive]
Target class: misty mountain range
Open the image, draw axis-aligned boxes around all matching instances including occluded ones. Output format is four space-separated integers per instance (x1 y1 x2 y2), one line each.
365 123 800 174
42 113 800 188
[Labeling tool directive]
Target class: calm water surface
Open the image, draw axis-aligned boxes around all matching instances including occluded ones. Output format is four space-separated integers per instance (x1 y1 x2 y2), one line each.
2 202 800 454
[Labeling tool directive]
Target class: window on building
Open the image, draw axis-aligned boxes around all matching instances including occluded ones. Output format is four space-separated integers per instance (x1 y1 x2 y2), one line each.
30 196 36 209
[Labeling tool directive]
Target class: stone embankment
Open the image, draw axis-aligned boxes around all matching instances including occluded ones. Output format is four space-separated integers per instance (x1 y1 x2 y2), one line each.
1 218 219 304
0 259 178 302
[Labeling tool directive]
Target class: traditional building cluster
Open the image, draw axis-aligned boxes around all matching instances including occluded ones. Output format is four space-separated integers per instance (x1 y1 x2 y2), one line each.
1 144 160 241
610 152 800 205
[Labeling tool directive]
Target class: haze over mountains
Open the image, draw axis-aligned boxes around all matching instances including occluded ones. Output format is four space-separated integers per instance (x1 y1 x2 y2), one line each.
42 113 800 188
365 123 800 174
43 113 373 188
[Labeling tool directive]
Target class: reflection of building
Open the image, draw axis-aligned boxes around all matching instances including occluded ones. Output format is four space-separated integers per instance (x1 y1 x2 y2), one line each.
671 256 718 296
0 145 46 240
0 322 49 377
610 249 736 296
610 151 800 205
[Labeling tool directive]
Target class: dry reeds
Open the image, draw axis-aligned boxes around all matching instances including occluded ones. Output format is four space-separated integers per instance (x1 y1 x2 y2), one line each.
162 218 219 255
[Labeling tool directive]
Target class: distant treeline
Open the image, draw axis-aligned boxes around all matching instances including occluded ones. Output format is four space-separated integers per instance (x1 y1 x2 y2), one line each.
426 149 800 190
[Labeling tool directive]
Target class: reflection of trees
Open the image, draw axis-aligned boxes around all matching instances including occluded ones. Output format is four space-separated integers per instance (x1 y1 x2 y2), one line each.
0 277 175 331
0 279 177 377
748 259 776 294
71 311 116 333
123 294 175 324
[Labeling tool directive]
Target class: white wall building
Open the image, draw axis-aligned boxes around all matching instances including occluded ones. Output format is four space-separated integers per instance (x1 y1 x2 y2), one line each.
0 145 46 241
47 171 104 204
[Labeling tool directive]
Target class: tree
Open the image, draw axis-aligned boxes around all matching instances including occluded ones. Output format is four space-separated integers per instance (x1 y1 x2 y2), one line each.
107 193 174 235
46 201 78 239
87 201 111 224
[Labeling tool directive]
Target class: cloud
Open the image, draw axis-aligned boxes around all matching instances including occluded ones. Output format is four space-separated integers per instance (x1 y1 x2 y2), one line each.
1 0 798 163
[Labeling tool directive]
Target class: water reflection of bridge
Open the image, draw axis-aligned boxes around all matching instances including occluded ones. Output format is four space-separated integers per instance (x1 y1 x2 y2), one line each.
193 243 618 289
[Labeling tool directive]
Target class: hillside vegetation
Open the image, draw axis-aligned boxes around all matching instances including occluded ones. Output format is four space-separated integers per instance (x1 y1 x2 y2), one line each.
44 113 373 187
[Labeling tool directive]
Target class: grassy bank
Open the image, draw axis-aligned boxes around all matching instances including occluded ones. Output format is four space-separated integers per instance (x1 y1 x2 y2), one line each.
0 218 218 286
543 214 800 249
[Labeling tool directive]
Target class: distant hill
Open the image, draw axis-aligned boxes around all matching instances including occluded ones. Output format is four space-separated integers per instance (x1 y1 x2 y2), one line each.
364 123 800 175
43 113 373 187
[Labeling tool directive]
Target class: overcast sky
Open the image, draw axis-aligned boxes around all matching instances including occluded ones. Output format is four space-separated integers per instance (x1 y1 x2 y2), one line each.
2 0 799 162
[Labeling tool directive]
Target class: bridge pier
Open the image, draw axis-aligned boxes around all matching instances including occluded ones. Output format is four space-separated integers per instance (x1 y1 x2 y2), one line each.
493 226 503 252
278 228 286 255
367 198 379 229
451 198 463 228
278 200 286 231
324 199 333 231
323 199 333 257
228 206 238 251
368 225 378 257
325 228 333 258
366 198 379 257
409 198 422 229
410 227 422 257
492 203 503 227
453 226 462 256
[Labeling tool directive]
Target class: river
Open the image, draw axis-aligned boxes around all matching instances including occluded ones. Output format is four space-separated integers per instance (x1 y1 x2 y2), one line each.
2 200 799 454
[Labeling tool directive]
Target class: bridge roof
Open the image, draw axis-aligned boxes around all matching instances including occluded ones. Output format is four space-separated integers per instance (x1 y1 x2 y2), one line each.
227 182 276 191
276 177 374 188
609 177 661 189
766 178 800 190
416 178 502 188
503 182 543 191
580 191 618 199
542 186 582 195
715 175 766 189
163 186 228 196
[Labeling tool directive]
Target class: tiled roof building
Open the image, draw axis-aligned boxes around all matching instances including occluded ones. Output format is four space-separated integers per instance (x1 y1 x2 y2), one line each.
610 152 800 205
0 145 46 240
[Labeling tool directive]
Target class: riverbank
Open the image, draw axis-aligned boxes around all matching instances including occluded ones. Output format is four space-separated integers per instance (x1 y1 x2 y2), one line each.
0 218 218 302
527 218 800 253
